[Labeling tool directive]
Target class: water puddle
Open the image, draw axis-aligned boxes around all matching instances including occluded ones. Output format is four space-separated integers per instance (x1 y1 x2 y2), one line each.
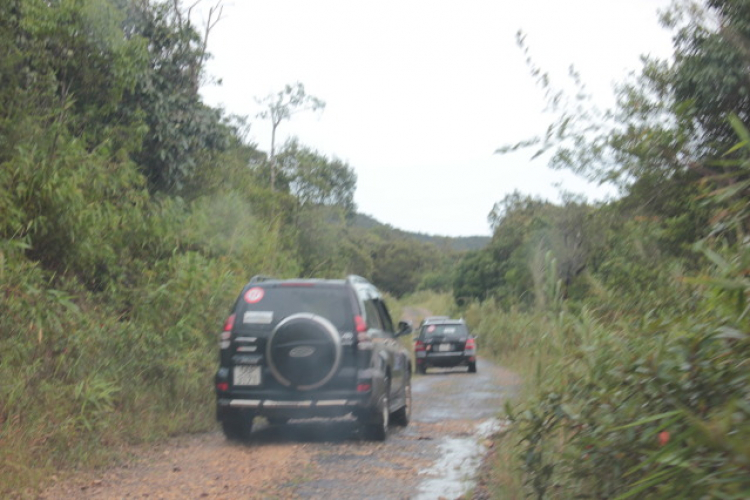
414 418 506 500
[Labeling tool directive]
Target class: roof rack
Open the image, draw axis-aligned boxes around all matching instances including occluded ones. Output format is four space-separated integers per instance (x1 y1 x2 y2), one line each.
249 275 275 284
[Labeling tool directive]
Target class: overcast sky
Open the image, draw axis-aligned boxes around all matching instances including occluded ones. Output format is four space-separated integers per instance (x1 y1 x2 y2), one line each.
195 0 676 237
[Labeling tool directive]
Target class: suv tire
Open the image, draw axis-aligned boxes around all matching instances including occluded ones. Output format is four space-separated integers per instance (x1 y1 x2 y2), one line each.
221 410 253 441
360 377 390 441
365 392 389 441
391 374 411 426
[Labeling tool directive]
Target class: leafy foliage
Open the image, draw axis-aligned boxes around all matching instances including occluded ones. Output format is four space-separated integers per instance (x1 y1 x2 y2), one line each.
275 138 357 215
255 81 326 191
472 2 750 498
121 0 231 194
371 237 441 298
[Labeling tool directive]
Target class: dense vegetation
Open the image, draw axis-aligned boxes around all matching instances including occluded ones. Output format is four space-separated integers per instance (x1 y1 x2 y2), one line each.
466 1 750 497
0 0 466 494
3 0 750 498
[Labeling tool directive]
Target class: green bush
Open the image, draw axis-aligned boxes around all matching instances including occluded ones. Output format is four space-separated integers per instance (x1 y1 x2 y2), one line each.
482 131 750 498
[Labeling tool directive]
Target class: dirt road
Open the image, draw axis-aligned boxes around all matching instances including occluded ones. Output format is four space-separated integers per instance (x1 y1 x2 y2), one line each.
39 359 519 499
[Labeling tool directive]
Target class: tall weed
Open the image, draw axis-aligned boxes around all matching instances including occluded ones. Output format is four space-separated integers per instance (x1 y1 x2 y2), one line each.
0 189 305 495
483 126 750 498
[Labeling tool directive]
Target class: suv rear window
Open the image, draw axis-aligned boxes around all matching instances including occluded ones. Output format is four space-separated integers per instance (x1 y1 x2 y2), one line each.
421 323 468 339
236 285 354 332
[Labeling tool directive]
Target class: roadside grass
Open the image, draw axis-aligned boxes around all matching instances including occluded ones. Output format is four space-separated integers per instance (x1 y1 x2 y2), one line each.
462 303 548 498
0 340 219 498
0 252 236 497
468 268 750 498
472 301 672 498
474 430 527 499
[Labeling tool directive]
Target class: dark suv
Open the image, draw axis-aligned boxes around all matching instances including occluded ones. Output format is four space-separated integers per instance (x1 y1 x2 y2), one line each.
214 275 413 441
414 318 477 374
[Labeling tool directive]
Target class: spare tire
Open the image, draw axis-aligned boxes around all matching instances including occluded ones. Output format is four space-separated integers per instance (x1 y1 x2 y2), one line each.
266 313 342 390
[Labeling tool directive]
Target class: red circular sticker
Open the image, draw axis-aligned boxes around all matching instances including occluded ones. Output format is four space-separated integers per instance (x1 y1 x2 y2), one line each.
427 325 436 333
244 287 265 304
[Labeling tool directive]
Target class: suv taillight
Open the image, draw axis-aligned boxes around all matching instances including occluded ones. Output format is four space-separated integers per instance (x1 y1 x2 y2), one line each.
355 315 373 350
223 313 235 332
465 337 475 350
219 313 235 349
414 340 425 352
354 315 367 333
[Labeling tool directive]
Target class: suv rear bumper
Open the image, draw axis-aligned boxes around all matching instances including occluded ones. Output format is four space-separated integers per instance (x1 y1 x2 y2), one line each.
216 392 381 421
417 350 476 367
217 396 366 419
215 367 384 421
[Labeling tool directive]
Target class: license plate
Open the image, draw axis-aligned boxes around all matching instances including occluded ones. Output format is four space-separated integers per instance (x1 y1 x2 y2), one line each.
234 365 261 386
438 343 452 352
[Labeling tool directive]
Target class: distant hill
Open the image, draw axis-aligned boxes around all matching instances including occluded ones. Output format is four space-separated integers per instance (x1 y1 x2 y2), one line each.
352 213 490 252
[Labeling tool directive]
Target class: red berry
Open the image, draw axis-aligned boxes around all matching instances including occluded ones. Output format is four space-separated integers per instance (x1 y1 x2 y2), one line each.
658 430 670 446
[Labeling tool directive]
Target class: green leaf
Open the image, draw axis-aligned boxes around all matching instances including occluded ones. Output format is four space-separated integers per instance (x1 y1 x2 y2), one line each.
714 326 748 340
613 468 681 500
608 411 682 431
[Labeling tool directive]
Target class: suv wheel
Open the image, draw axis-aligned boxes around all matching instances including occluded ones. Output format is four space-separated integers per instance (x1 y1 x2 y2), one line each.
391 374 411 426
468 361 477 373
362 379 390 441
221 410 253 441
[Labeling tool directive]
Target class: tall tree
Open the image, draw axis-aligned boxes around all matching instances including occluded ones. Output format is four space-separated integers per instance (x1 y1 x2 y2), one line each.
453 249 503 304
670 0 750 153
119 0 230 194
371 240 433 298
275 138 357 215
255 82 325 191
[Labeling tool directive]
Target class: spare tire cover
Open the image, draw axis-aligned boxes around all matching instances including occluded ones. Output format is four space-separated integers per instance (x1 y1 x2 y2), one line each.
266 313 342 390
